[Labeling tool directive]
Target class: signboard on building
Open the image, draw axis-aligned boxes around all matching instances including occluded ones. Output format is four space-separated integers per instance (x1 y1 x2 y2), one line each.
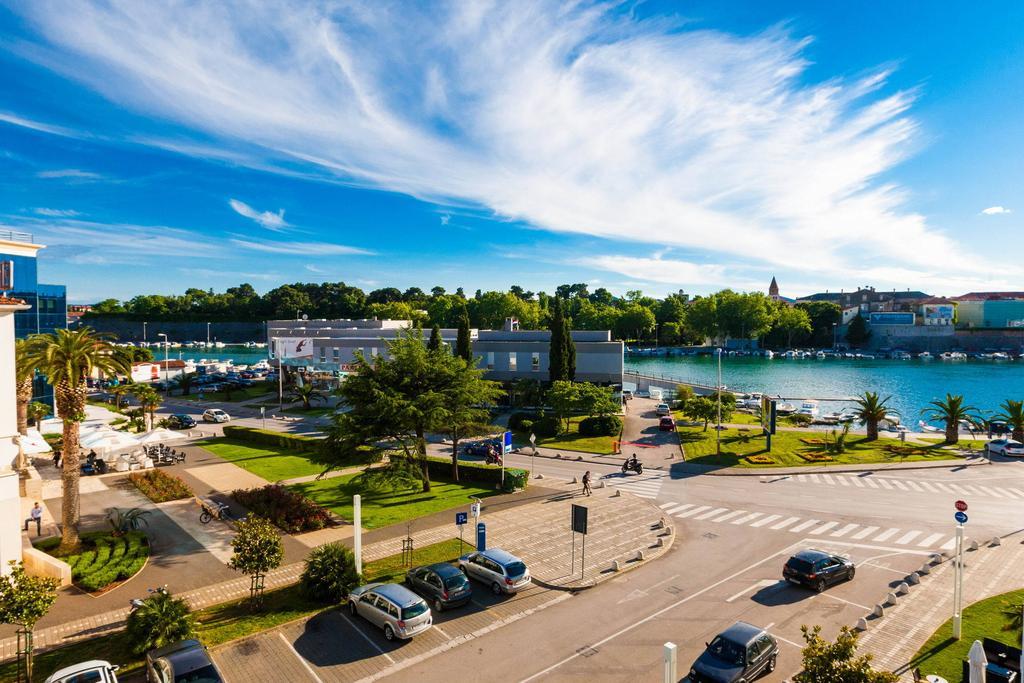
279 338 314 358
869 312 915 326
923 304 954 326
0 260 12 291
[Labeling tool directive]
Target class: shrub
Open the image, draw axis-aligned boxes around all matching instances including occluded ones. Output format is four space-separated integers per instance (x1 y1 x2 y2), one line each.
129 470 194 503
106 507 151 535
301 543 362 604
788 413 814 426
125 590 196 655
518 419 534 432
578 415 622 437
421 456 528 492
531 416 561 437
509 412 560 437
231 484 331 533
746 454 774 465
508 412 535 431
36 531 149 592
222 425 322 454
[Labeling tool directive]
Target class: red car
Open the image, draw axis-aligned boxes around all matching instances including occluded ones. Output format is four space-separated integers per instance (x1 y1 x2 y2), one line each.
659 416 676 431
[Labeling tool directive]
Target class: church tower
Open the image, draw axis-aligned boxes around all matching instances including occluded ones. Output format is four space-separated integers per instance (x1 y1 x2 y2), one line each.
769 276 780 299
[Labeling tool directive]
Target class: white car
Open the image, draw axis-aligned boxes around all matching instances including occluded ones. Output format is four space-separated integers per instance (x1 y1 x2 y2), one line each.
986 439 1024 456
202 408 230 423
655 403 671 416
45 660 119 683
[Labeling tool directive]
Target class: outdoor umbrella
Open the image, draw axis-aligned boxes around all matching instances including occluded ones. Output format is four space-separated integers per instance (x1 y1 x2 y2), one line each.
81 430 139 453
968 640 987 683
133 428 186 446
20 429 52 455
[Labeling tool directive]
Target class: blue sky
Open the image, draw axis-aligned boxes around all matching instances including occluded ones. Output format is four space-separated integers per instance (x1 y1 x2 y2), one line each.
1 1 1021 304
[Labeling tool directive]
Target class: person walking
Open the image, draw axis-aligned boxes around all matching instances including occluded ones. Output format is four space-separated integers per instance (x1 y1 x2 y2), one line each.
582 470 592 497
24 502 42 536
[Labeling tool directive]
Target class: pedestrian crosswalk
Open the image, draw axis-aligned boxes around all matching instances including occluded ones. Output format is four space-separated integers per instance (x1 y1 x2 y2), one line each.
657 501 958 550
605 473 665 499
787 473 1024 500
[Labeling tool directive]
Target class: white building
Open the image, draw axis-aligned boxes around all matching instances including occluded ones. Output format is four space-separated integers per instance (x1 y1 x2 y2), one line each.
0 296 29 573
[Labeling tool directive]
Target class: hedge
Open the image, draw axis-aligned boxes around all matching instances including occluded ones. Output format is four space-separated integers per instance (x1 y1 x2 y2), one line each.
422 456 528 492
231 484 331 533
508 412 560 437
129 469 194 503
36 531 149 592
222 425 323 454
578 415 622 437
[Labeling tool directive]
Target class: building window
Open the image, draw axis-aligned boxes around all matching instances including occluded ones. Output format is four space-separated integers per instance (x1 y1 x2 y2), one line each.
531 352 540 371
332 348 340 362
486 352 494 370
508 352 517 371
370 347 377 357
319 347 326 362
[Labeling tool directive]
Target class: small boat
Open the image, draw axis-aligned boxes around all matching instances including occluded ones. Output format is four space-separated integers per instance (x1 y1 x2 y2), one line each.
992 352 1011 360
815 351 826 359
891 351 911 360
214 341 226 349
918 420 942 433
763 350 774 359
797 401 819 417
776 403 796 415
918 351 932 360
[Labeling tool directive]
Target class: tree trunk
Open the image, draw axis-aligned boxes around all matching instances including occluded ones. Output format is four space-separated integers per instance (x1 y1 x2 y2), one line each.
416 427 431 493
57 383 85 553
866 420 878 441
16 377 32 436
945 421 959 445
1014 427 1024 443
451 435 460 482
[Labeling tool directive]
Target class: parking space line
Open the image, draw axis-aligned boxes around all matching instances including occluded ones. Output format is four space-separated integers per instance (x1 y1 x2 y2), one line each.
433 625 453 640
339 613 396 664
918 533 945 548
815 593 869 611
895 530 922 545
693 507 729 520
851 526 879 540
771 516 800 530
676 505 712 518
731 512 764 525
725 579 777 603
789 519 819 533
279 632 325 683
808 521 839 535
711 510 746 523
873 528 899 542
751 514 782 528
830 523 859 538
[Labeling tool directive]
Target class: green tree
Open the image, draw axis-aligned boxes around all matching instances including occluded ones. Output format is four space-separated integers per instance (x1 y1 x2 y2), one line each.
995 399 1024 442
15 340 35 436
853 392 892 441
793 625 898 683
131 384 162 430
26 401 49 427
565 315 576 381
301 543 362 604
922 393 981 445
575 382 619 418
547 380 579 432
774 305 813 348
24 328 129 551
456 303 472 363
171 371 197 396
428 324 443 352
796 301 842 347
684 396 718 431
229 516 284 607
289 383 327 410
845 313 871 347
125 590 196 655
435 357 503 481
0 560 59 682
615 304 656 342
686 295 719 342
548 298 568 382
675 384 694 410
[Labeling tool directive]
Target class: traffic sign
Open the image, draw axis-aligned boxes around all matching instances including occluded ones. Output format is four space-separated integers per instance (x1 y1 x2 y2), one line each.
954 511 968 524
502 431 513 455
455 512 468 526
955 500 968 512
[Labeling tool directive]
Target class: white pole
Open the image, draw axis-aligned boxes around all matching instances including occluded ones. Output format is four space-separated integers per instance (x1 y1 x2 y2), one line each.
716 348 722 454
276 339 284 412
663 642 677 683
953 523 964 639
354 493 362 575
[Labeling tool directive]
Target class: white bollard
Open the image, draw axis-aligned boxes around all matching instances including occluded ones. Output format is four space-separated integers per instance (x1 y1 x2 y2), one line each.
896 582 910 596
990 536 1002 547
872 604 885 617
663 643 678 683
612 560 621 572
855 618 868 631
919 563 931 575
636 550 646 561
968 539 979 551
571 476 578 484
655 537 665 548
612 489 622 497
908 573 920 585
886 592 898 606
354 494 362 575
535 473 544 479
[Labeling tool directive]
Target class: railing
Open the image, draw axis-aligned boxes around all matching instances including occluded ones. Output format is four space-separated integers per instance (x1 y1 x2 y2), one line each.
624 367 718 390
0 229 34 244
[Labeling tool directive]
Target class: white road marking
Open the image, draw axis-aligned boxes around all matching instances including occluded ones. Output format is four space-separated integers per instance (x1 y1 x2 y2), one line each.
850 477 864 488
279 632 325 683
895 530 923 545
725 578 778 603
873 528 900 542
822 474 835 485
919 481 938 493
751 514 782 528
432 625 453 641
676 505 712 518
918 533 945 547
1009 488 1024 497
905 481 923 492
836 476 851 487
877 479 894 490
851 526 879 540
830 523 859 538
789 519 819 533
890 480 909 491
940 537 957 550
658 502 678 509
694 507 730 520
975 485 1004 498
808 521 840 535
815 592 870 610
731 512 764 525
711 510 747 523
864 478 880 489
932 482 954 493
338 613 396 664
771 516 800 530
663 503 694 515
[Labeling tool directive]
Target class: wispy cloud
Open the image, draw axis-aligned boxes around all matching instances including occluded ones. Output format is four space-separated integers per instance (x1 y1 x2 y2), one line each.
179 267 282 282
9 1 984 284
230 237 373 256
36 169 103 180
229 198 289 231
0 111 86 138
305 264 324 273
981 206 1011 215
34 207 80 217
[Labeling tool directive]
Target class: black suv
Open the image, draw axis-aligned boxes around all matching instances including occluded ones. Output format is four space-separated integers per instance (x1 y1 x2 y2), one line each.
783 548 855 592
688 621 778 682
167 414 197 429
145 639 223 683
405 562 473 612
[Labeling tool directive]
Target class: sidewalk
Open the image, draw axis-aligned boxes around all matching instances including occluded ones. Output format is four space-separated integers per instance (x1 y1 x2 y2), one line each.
859 534 1024 680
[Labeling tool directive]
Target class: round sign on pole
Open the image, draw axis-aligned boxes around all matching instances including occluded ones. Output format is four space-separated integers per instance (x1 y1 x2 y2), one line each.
955 500 968 512
954 511 968 524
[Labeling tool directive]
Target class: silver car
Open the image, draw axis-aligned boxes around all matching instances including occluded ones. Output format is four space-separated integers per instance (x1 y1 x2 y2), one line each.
458 548 531 595
348 582 432 641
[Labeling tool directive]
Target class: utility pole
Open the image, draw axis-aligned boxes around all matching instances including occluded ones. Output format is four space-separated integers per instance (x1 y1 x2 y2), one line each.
716 347 723 455
206 322 211 346
158 333 169 398
143 321 147 344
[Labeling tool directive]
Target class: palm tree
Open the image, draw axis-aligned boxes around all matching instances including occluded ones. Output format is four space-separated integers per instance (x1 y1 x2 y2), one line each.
289 383 326 410
15 339 35 436
26 401 50 427
125 590 195 655
171 371 197 396
852 391 892 441
131 384 162 430
921 393 981 446
994 399 1024 443
24 328 129 551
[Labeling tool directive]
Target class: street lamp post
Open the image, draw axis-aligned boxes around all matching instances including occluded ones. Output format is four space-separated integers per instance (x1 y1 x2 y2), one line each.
143 321 147 345
716 347 723 455
158 334 169 396
832 322 838 350
206 322 211 346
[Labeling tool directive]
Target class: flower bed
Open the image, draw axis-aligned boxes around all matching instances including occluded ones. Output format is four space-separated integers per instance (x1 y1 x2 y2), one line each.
745 454 775 465
36 531 149 592
796 451 834 463
231 484 331 533
129 469 194 503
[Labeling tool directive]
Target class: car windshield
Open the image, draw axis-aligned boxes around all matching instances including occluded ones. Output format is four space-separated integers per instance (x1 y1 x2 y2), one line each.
787 558 814 573
57 673 104 683
402 602 429 620
504 561 527 578
707 636 745 666
443 574 469 590
175 664 222 683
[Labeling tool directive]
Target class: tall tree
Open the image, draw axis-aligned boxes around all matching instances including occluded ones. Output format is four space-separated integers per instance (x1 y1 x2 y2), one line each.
14 339 35 436
845 313 871 347
852 392 892 441
564 313 576 381
456 303 472 363
428 324 443 352
229 516 283 608
922 393 981 445
548 298 567 382
995 399 1024 442
435 355 504 481
131 384 162 430
25 328 129 551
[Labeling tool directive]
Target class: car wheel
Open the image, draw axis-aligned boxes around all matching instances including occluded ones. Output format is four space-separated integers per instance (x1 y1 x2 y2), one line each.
848 567 856 581
434 599 444 613
491 582 503 596
384 625 395 641
814 579 826 593
349 601 357 617
766 654 777 673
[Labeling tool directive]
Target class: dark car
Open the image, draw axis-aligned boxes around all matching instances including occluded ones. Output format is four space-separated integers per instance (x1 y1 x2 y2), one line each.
462 440 500 457
688 622 778 682
659 416 676 431
167 414 197 430
405 562 472 612
783 549 855 592
145 639 223 683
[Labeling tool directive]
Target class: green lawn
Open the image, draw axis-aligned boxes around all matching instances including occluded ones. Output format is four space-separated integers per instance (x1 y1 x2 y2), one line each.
517 416 619 455
196 438 324 481
910 588 1023 682
680 426 963 468
290 474 495 529
282 405 337 417
364 538 472 584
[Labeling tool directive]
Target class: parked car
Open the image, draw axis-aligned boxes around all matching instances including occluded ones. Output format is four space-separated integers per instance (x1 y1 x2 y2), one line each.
621 390 634 401
659 416 676 431
458 548 531 595
462 439 500 457
687 621 778 682
166 414 196 430
348 582 432 641
405 562 473 612
783 548 855 592
986 438 1024 456
202 408 230 423
145 639 223 683
45 660 119 683
655 402 671 416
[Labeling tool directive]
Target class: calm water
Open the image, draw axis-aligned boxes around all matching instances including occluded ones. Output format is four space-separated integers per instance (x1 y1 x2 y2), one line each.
627 354 1024 423
162 345 268 365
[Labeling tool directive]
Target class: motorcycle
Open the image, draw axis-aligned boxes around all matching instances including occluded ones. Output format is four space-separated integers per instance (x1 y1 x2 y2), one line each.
622 458 643 475
485 450 503 466
129 585 169 612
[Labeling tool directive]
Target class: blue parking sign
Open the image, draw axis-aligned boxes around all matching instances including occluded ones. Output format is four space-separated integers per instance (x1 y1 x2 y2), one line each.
455 512 468 526
502 430 513 455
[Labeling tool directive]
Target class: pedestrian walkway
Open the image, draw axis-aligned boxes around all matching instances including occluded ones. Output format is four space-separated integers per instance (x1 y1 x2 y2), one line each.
786 472 1024 500
859 536 1024 680
658 501 958 551
602 471 667 499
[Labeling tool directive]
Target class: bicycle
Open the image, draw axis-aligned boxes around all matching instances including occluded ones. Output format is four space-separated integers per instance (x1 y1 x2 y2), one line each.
198 499 233 524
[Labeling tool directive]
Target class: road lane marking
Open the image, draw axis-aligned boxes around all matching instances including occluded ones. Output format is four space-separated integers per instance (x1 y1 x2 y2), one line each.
877 479 893 490
808 521 839 535
751 514 782 528
1009 488 1024 497
279 632 325 683
864 478 880 489
658 502 678 509
815 592 869 610
940 537 957 550
850 477 864 488
835 476 851 487
710 509 746 523
830 523 859 538
663 503 694 515
822 474 835 485
731 512 764 525
771 516 800 530
676 505 712 518
919 482 938 493
789 519 819 533
890 480 909 491
851 526 879 540
808 474 821 483
693 507 729 520
905 481 923 492
975 485 1004 498
918 533 945 547
338 613 396 664
725 579 777 603
873 528 900 542
932 482 954 493
895 530 922 545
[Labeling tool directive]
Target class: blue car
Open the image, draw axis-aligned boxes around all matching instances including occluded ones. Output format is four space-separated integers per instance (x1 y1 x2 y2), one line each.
688 622 778 682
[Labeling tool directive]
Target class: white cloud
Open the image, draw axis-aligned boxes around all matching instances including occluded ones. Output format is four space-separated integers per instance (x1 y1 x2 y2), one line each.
981 206 1011 215
230 237 373 256
34 207 80 217
10 1 987 284
36 169 103 179
229 198 289 231
0 111 86 138
305 264 324 273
